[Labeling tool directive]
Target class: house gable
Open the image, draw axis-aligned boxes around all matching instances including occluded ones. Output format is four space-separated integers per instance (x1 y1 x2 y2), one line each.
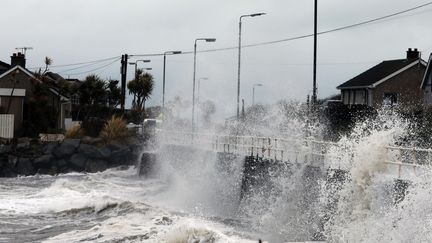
371 62 425 107
339 55 426 108
0 66 38 98
0 65 35 80
337 58 426 90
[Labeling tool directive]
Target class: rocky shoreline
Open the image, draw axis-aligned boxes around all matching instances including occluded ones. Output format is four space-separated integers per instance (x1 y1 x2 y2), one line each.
0 138 143 177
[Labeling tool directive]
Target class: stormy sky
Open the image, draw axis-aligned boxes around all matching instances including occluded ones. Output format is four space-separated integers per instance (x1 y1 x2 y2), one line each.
1 0 432 119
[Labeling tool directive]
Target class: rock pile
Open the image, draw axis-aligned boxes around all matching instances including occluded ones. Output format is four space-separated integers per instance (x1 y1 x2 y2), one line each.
0 139 141 177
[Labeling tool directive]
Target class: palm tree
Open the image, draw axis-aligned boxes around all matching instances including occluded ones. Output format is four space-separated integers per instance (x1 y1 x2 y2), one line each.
79 74 107 106
127 69 154 121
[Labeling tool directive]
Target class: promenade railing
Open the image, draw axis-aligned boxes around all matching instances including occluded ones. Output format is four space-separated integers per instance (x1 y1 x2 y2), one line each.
157 130 432 178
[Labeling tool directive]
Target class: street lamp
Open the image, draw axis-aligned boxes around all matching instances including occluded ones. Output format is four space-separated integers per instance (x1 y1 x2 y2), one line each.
197 77 208 106
192 38 216 135
196 77 208 130
129 59 151 78
163 51 182 109
252 83 263 105
237 12 266 119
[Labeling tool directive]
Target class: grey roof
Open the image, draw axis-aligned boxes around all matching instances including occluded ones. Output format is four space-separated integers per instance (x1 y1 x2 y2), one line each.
45 72 65 81
0 60 11 75
337 58 420 89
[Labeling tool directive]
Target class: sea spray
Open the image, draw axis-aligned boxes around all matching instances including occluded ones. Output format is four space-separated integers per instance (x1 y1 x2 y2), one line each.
322 110 419 241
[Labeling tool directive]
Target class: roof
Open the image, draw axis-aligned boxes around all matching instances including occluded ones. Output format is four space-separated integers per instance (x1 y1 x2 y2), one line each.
337 58 426 89
421 53 432 89
45 72 65 82
0 61 11 75
0 65 36 80
0 66 70 100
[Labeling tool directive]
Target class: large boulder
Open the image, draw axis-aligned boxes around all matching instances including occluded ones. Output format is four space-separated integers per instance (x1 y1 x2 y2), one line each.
56 159 67 168
85 159 108 173
62 139 81 149
33 154 53 169
8 155 18 167
0 145 11 154
53 141 77 158
15 158 34 176
37 166 57 175
68 154 87 171
77 144 104 159
98 146 111 159
44 143 58 155
107 144 132 165
0 157 15 177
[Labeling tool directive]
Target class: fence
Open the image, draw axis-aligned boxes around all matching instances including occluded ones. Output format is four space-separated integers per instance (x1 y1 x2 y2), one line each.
157 130 432 178
0 114 14 139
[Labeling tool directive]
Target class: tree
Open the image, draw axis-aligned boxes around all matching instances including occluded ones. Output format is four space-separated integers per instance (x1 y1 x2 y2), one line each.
106 79 121 108
127 69 154 122
79 74 107 106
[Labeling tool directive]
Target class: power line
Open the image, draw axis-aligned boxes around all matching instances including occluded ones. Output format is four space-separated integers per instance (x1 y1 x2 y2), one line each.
27 56 121 70
64 57 121 76
24 1 432 71
132 1 432 56
57 58 119 74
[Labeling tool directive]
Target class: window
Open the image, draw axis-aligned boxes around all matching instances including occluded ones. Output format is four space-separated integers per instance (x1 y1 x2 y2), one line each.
350 90 355 104
383 93 397 106
354 90 365 104
71 94 80 105
343 91 349 104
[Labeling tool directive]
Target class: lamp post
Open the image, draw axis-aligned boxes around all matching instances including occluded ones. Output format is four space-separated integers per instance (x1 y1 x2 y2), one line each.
197 77 208 107
192 38 216 136
163 51 182 109
196 77 208 130
252 83 263 105
129 59 151 79
237 12 266 119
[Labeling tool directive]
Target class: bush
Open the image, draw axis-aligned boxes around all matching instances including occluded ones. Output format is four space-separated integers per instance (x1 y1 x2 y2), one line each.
100 116 129 144
82 117 106 137
65 124 83 139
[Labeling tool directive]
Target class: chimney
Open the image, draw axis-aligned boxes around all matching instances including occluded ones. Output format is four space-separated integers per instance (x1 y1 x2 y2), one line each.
406 48 420 59
10 52 26 68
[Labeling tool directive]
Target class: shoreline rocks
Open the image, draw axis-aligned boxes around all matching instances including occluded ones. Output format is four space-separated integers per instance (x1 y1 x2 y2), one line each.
0 139 142 177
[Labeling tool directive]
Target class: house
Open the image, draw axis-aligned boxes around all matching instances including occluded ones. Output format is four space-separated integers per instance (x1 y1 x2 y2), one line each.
337 48 427 109
420 53 432 106
0 52 71 136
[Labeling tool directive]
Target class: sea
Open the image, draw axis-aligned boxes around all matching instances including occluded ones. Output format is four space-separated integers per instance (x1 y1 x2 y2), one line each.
2 111 432 242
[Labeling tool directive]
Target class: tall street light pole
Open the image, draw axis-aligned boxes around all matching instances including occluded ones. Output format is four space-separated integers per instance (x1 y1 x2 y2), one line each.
197 77 208 130
252 83 263 105
237 12 266 119
163 51 182 110
197 77 208 106
192 38 216 136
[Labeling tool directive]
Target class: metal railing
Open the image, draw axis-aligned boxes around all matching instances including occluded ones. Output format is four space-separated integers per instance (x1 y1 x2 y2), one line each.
157 130 432 178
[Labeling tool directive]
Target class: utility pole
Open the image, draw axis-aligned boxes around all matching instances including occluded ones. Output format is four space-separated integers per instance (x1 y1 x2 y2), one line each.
312 0 318 106
120 54 128 112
